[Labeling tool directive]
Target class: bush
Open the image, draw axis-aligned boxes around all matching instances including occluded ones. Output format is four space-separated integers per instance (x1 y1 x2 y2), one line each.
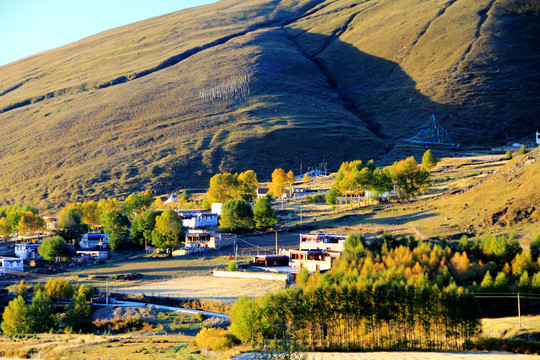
305 194 325 203
467 337 540 354
505 151 513 160
227 261 238 272
195 327 238 351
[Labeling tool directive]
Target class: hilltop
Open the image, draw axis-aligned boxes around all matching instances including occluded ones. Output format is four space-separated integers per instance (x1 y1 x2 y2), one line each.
0 0 538 209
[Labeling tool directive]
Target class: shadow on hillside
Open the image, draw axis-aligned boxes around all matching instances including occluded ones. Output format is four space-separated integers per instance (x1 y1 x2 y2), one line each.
207 29 476 179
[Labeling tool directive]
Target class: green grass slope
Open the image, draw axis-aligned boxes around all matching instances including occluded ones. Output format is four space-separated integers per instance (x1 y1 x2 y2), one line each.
0 0 537 209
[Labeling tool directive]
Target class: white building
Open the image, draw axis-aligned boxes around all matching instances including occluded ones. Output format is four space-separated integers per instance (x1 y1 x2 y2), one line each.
0 257 24 273
299 234 347 253
536 131 540 145
211 203 223 216
14 243 43 260
80 233 109 250
181 212 219 229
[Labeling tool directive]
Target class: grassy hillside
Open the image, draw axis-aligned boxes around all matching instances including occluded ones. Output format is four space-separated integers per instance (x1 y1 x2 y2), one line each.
0 0 538 209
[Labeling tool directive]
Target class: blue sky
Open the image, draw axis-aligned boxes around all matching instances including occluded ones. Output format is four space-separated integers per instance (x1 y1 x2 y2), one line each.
0 0 217 67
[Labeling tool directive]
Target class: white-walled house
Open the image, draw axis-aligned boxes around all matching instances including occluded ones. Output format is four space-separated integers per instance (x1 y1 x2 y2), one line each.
14 243 43 260
0 257 24 273
181 212 219 229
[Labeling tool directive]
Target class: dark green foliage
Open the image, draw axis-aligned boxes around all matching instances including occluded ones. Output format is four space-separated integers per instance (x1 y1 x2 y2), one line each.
102 210 130 250
304 194 325 203
481 235 522 264
465 337 540 355
219 199 254 233
77 284 96 301
530 235 540 262
253 196 277 230
38 235 71 262
124 191 154 218
130 210 162 247
326 186 339 205
28 290 56 333
506 151 513 160
64 294 93 333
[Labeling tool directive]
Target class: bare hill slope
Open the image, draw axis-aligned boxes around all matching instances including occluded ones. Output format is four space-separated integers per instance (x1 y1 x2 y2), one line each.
0 0 538 209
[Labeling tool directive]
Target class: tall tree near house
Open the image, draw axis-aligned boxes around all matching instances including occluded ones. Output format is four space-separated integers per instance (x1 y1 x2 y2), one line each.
238 170 259 202
56 207 89 242
125 191 155 218
151 210 185 256
0 217 12 244
286 170 295 199
219 199 255 233
206 173 240 203
97 198 123 214
82 200 101 229
270 168 288 207
38 235 71 262
102 210 130 251
17 211 45 235
130 209 162 249
253 196 277 230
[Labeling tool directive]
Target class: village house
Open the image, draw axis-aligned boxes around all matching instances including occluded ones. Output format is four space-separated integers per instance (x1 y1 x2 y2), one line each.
257 187 270 199
253 254 289 267
184 230 236 252
286 249 339 271
0 257 24 273
43 216 58 231
76 250 110 260
179 212 219 229
14 243 43 260
79 233 109 250
299 233 347 253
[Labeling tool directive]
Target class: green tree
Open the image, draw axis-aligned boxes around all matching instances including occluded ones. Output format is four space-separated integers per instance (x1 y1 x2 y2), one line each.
518 145 526 155
511 251 536 276
326 186 339 205
480 271 494 292
38 235 71 262
0 217 12 244
130 210 162 247
56 208 88 242
220 199 254 233
286 170 295 199
102 210 130 250
16 279 28 299
201 198 211 211
228 261 238 271
77 284 96 301
253 196 277 230
28 290 56 333
81 200 102 229
238 170 259 202
151 210 185 256
530 235 540 262
230 296 261 343
64 294 93 333
421 149 438 170
505 151 513 160
125 191 154 218
1 296 29 335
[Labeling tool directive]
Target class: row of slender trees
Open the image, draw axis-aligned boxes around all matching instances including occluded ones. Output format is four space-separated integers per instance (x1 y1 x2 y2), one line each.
230 232 540 350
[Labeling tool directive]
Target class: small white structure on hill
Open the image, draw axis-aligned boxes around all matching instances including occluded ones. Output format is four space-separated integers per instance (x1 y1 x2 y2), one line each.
0 257 24 273
536 131 540 145
164 195 178 205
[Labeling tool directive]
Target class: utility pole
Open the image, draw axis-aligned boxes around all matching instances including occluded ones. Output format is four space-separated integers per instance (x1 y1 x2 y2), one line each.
518 293 521 328
275 231 278 255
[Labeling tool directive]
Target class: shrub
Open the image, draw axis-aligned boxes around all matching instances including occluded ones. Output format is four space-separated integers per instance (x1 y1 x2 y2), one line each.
227 261 238 272
195 327 238 351
505 151 513 160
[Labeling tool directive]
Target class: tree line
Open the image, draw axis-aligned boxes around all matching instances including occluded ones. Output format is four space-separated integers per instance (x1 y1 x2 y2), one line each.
229 232 540 351
326 151 436 205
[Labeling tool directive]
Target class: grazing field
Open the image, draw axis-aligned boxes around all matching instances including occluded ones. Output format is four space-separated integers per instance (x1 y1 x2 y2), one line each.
116 275 285 302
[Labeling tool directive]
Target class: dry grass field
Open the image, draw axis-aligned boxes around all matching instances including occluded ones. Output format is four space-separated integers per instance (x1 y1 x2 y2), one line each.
0 0 537 209
116 275 285 302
